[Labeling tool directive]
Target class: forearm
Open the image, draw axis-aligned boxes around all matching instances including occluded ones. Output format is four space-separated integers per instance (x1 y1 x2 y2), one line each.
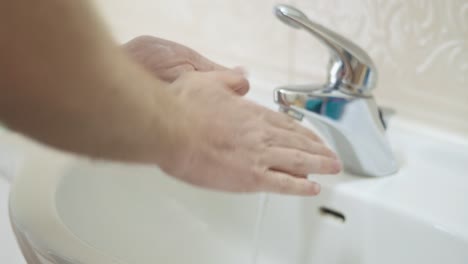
0 0 182 164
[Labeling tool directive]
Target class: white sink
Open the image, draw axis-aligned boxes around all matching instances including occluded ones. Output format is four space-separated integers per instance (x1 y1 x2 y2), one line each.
7 86 468 264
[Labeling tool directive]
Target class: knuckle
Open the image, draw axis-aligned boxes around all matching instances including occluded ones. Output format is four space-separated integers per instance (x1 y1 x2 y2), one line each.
283 116 296 130
180 70 197 80
256 150 269 167
184 48 201 62
258 108 272 122
308 156 324 173
177 64 196 72
319 156 332 172
259 129 275 147
320 145 331 156
293 151 307 170
276 176 290 192
315 156 325 170
131 35 154 45
311 132 323 143
251 168 266 188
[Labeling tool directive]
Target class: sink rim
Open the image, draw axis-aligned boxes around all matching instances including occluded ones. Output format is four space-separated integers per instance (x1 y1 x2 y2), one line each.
4 85 468 263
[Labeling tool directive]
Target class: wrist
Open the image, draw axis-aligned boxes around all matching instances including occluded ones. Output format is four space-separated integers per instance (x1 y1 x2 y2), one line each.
140 76 193 175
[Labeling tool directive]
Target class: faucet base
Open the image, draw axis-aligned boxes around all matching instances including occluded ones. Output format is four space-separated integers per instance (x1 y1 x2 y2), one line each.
275 86 398 177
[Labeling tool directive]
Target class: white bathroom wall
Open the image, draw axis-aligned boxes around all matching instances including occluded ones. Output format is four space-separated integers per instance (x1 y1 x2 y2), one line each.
94 0 468 135
94 0 294 85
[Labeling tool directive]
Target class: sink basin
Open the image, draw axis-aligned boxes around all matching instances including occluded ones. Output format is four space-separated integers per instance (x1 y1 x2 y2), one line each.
7 85 468 264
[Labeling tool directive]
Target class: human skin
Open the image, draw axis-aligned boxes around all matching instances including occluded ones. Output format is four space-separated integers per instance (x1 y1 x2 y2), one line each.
122 35 249 96
0 0 340 195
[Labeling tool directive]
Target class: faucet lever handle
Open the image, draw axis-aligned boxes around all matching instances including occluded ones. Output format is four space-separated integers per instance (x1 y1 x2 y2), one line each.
274 4 377 97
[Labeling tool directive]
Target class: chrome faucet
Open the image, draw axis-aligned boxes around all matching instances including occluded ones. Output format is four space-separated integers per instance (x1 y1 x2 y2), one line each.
273 5 398 177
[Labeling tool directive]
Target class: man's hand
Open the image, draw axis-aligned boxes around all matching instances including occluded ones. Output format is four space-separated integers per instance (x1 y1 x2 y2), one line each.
160 71 341 196
123 36 249 95
122 37 340 195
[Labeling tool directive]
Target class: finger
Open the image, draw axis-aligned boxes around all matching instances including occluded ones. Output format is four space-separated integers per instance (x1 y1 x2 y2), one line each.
265 110 324 143
260 170 321 196
263 147 341 175
282 171 308 179
266 128 337 159
232 66 249 78
230 78 250 95
193 53 230 72
209 71 250 96
161 64 196 82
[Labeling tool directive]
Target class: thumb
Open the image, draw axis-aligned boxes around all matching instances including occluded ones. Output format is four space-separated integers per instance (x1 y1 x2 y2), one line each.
211 70 250 96
193 52 250 95
193 53 229 72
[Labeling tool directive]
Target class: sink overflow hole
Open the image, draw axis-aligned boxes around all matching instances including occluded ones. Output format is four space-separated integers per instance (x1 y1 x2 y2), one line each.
319 206 346 223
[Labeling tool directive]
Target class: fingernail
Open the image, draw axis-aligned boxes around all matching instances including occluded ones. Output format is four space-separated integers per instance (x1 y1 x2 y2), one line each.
233 66 249 77
311 183 321 195
328 149 338 159
332 160 342 173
